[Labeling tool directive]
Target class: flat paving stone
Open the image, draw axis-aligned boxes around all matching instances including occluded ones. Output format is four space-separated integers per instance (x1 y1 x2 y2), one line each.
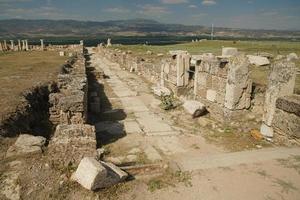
144 145 162 162
151 136 187 155
135 112 173 133
95 121 124 135
124 121 143 134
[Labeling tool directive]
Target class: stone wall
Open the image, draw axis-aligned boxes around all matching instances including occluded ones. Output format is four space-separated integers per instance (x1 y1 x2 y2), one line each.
49 53 88 125
192 54 252 121
100 47 252 122
48 47 97 166
272 95 300 144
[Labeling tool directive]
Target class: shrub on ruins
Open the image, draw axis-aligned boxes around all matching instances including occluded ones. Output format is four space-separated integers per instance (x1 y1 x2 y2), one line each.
160 94 179 110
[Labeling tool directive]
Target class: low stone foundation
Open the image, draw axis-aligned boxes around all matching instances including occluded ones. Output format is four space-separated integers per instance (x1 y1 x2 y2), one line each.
49 54 88 125
100 47 252 122
272 95 300 144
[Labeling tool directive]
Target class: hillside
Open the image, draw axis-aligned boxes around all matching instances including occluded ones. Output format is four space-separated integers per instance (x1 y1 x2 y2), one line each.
0 19 299 39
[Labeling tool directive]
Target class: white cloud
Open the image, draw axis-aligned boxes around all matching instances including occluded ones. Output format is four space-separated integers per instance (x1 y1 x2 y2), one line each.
105 7 130 14
0 6 79 20
161 0 188 4
202 0 216 6
261 11 278 16
138 5 170 16
188 5 197 8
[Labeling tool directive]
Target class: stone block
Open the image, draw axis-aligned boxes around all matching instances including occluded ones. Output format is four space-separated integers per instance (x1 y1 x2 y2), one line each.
6 134 46 157
273 108 300 139
152 86 171 97
247 55 270 66
59 51 65 56
206 89 217 102
183 100 206 118
74 157 107 190
260 123 274 138
276 95 300 117
222 47 238 57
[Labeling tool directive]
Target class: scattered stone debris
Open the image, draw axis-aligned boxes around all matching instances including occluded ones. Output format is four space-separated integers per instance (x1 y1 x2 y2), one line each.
222 47 238 57
287 53 299 61
247 55 270 66
6 134 46 157
183 100 206 118
152 85 171 97
73 157 128 191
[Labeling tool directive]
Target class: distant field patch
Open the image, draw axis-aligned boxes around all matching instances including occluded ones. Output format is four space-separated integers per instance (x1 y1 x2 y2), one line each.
0 51 66 117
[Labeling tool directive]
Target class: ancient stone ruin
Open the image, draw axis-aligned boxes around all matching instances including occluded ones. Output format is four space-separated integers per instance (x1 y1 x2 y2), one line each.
98 45 299 143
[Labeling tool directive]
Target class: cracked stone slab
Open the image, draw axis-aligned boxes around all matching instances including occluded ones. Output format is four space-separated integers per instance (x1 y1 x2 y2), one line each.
135 112 173 133
151 136 187 155
124 121 143 134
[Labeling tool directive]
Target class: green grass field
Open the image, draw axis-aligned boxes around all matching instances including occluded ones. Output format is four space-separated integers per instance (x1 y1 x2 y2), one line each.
116 40 300 93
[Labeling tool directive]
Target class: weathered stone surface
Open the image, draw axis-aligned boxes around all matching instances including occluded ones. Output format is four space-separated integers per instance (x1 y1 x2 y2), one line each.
206 89 217 102
124 120 143 134
0 171 20 200
276 95 300 117
152 86 171 97
261 58 296 137
100 161 128 184
247 55 270 66
273 108 300 139
59 51 65 56
272 108 300 139
224 55 251 110
287 53 298 61
6 134 46 157
144 145 162 162
74 158 128 191
182 100 206 118
54 124 94 138
74 157 107 190
15 134 46 147
222 47 238 57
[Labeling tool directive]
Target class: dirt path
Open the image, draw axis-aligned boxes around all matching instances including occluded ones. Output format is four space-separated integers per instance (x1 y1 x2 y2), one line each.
88 48 300 200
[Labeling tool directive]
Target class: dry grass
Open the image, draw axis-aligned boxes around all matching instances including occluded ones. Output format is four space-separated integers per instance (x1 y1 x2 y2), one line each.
0 51 67 117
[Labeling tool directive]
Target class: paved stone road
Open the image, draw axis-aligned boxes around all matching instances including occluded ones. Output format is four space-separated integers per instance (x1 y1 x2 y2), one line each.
88 48 300 200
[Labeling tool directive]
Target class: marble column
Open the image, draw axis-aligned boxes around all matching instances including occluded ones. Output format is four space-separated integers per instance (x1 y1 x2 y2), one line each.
18 39 21 51
40 39 44 51
4 40 7 51
25 40 29 51
10 40 14 51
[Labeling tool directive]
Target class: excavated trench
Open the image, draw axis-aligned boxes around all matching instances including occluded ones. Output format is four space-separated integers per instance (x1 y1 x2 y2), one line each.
0 83 57 139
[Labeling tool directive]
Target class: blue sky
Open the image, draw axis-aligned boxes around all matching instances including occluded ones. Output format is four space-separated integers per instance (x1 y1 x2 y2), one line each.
0 0 299 30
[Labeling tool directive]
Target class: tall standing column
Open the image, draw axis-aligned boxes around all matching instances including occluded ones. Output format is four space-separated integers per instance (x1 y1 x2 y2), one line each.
18 39 21 51
4 40 7 51
22 40 25 50
40 39 44 51
0 42 3 52
10 40 14 51
107 38 112 47
25 40 29 51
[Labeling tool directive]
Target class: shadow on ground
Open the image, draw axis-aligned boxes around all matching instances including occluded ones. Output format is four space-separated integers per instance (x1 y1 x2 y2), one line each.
85 53 127 148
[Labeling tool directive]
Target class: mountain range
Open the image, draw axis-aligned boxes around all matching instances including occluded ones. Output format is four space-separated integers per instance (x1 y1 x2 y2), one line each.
0 19 299 40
